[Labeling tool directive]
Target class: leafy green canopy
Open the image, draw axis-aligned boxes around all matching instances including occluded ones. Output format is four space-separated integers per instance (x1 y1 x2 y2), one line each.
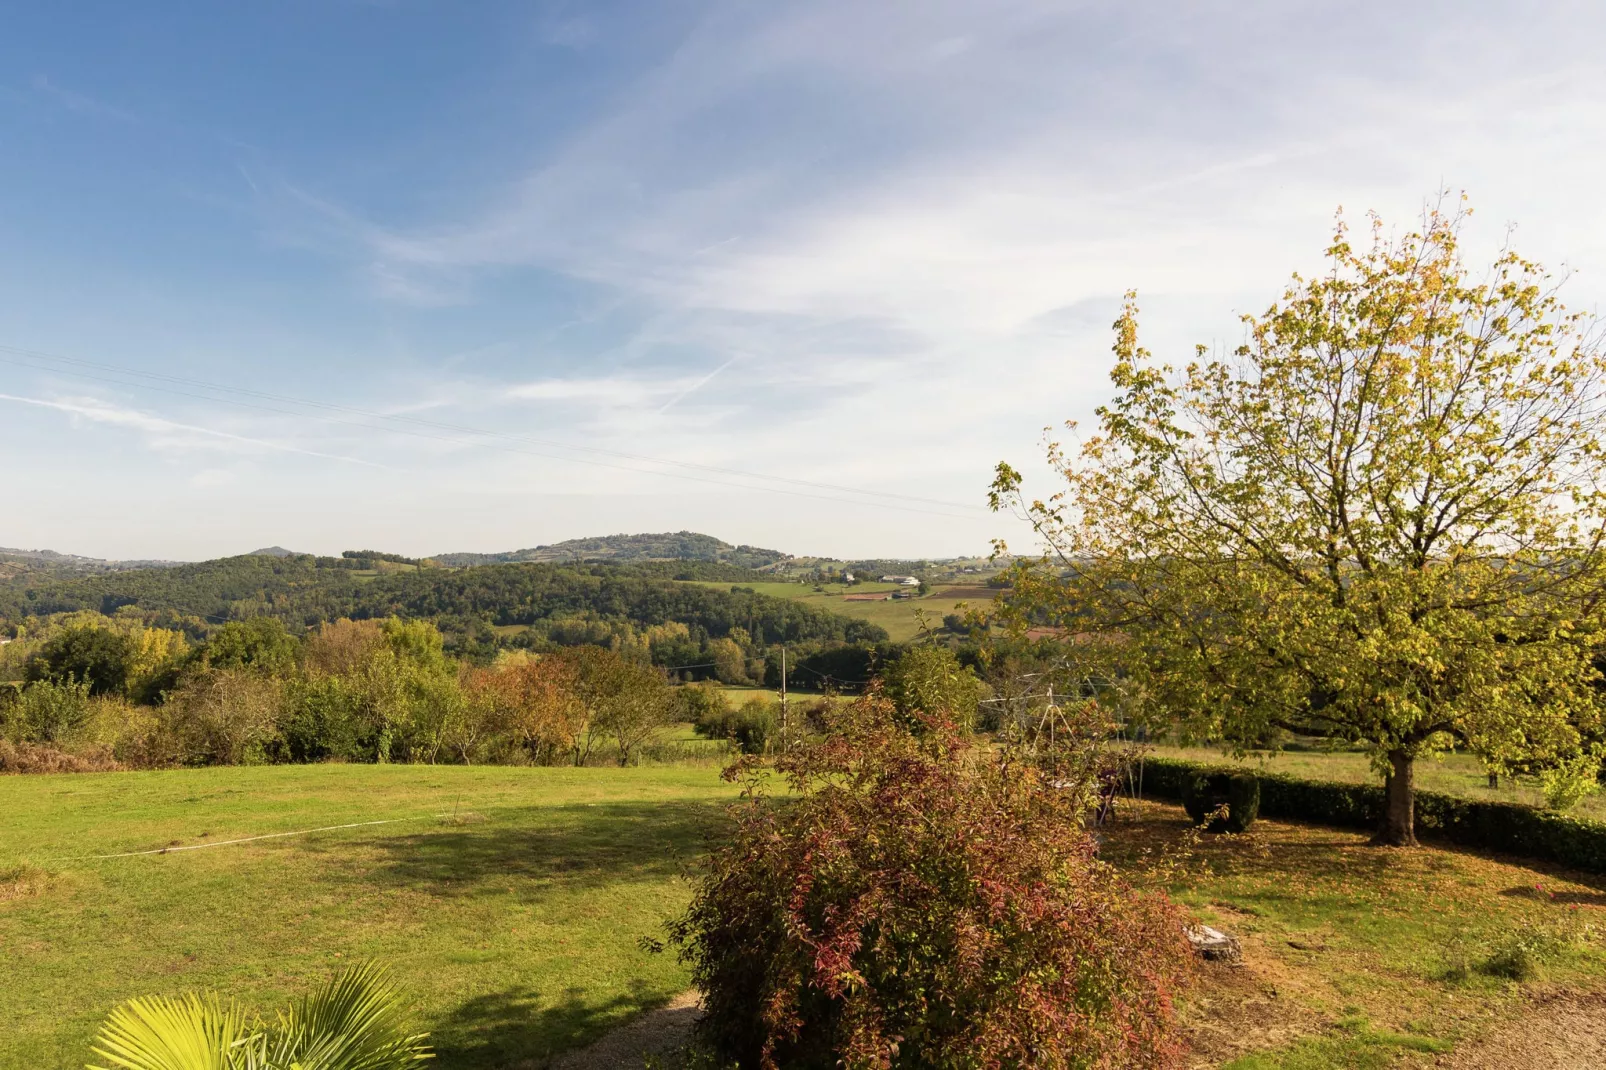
993 200 1606 827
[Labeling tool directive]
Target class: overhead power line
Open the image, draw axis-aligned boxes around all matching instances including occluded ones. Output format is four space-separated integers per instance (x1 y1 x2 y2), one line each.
0 342 988 519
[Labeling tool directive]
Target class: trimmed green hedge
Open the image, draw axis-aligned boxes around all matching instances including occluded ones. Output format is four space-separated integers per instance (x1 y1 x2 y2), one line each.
1138 756 1606 874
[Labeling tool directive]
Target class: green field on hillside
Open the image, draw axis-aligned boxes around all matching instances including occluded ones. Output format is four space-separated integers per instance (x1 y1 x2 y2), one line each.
686 580 996 643
0 764 738 1070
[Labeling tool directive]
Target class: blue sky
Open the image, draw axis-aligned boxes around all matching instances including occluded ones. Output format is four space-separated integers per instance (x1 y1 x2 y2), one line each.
3 1 1605 560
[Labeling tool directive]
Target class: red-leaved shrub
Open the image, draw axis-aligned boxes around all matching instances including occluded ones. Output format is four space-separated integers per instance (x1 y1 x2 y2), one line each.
667 689 1192 1069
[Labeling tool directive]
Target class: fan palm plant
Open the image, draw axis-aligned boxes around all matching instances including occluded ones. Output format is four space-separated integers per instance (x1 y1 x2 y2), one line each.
88 963 432 1070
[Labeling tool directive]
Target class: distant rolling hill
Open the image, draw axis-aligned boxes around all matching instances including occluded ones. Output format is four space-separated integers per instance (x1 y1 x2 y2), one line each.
248 545 307 558
0 547 179 580
432 531 790 570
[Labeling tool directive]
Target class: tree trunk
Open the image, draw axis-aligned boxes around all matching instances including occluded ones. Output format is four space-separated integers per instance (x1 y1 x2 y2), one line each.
1374 749 1418 847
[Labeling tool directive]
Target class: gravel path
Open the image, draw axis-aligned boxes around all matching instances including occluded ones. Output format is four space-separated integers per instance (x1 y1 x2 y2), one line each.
1436 991 1606 1069
547 990 702 1070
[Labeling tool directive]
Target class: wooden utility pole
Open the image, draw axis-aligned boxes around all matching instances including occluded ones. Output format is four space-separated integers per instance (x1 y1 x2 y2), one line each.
780 643 789 752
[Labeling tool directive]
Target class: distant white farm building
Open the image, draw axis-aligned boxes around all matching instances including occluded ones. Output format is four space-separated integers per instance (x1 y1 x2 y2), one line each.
880 575 921 586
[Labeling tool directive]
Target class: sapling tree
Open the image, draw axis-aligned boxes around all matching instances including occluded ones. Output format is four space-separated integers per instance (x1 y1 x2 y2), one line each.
992 199 1606 845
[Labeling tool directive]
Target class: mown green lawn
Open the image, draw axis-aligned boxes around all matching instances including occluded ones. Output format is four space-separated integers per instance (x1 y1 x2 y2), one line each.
0 763 738 1070
7 762 1604 1070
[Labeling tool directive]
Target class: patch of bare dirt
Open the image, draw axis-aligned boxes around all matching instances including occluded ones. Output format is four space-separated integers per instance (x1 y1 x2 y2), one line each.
1179 921 1327 1068
546 990 701 1070
1435 990 1606 1069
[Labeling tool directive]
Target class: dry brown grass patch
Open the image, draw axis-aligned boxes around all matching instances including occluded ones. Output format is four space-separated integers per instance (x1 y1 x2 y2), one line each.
0 740 122 774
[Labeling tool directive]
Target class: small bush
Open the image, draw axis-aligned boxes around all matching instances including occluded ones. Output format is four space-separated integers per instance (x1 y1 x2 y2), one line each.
669 690 1192 1069
1539 752 1603 811
693 696 776 755
152 669 283 766
10 678 94 744
882 645 986 732
1181 771 1260 832
1442 910 1585 983
1479 940 1541 981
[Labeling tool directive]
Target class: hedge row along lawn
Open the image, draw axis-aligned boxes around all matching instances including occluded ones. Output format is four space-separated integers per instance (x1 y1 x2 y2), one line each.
3 765 1604 1069
1149 744 1606 825
1141 756 1606 874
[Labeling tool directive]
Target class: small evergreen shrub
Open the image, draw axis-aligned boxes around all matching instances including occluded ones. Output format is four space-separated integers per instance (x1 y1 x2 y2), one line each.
1180 771 1260 832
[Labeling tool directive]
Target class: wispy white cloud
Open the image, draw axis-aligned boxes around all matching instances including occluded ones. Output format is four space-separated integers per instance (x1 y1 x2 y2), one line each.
297 0 1606 356
0 393 386 468
505 375 694 406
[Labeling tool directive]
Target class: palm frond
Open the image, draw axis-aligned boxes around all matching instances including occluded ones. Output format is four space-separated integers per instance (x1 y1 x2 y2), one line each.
263 963 433 1070
87 992 255 1070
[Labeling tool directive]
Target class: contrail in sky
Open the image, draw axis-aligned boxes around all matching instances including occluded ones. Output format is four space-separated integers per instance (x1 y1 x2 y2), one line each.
657 355 740 414
0 392 386 468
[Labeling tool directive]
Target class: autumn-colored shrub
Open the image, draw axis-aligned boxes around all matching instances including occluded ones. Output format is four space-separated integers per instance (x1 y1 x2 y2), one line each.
463 653 589 764
150 669 284 766
668 689 1192 1070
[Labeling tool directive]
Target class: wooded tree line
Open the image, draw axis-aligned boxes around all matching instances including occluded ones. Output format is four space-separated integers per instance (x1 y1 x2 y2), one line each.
0 602 1021 772
0 559 884 665
0 613 721 769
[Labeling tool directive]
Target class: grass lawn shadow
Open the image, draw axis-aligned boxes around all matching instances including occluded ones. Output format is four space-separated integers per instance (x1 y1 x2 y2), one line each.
309 799 729 899
430 979 671 1069
1500 884 1606 906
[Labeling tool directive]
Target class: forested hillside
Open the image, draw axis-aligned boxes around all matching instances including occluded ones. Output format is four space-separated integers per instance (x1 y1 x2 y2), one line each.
0 554 884 654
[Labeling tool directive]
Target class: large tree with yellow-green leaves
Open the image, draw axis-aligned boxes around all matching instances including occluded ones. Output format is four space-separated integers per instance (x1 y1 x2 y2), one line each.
991 201 1606 845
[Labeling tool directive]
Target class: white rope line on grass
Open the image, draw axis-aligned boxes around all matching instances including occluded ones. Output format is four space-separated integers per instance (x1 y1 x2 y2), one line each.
74 816 433 860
